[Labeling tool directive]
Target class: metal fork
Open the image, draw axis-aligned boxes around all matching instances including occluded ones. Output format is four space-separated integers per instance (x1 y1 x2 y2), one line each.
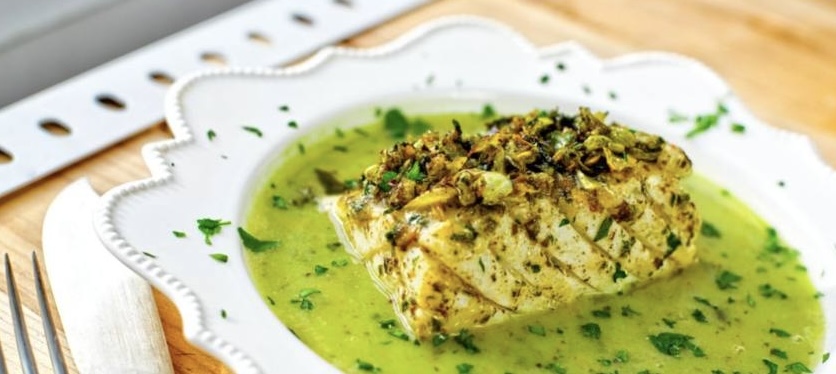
1 253 68 374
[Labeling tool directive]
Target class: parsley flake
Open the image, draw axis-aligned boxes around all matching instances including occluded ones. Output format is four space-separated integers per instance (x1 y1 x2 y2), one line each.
648 332 705 357
272 195 289 209
731 123 746 133
691 309 708 323
581 323 601 339
453 330 480 354
539 74 550 84
314 265 328 275
715 270 742 290
242 126 263 137
207 129 216 141
209 253 228 263
785 362 812 373
237 227 279 252
701 222 722 238
456 363 474 374
527 324 546 336
770 348 788 359
356 359 380 372
196 218 231 245
278 105 289 112
405 162 425 182
481 104 496 119
594 216 614 241
172 231 186 238
769 328 791 338
612 262 627 282
288 120 298 129
763 359 778 374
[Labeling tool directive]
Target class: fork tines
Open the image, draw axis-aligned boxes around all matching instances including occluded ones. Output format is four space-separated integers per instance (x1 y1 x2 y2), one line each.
2 253 68 374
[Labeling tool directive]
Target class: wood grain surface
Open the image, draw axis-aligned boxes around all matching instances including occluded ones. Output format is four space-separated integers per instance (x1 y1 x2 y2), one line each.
0 0 834 372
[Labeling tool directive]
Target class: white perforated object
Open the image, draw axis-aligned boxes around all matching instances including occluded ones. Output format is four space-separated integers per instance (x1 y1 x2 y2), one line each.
0 0 426 197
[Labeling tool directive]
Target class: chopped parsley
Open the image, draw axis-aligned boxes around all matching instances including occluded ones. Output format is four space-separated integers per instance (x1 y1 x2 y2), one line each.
209 253 228 263
172 230 186 238
581 323 601 339
701 222 722 238
539 74 550 84
731 123 746 133
824 352 831 363
291 288 320 311
481 104 496 119
456 363 473 374
432 333 449 347
691 309 708 323
314 265 328 275
383 108 410 139
220 309 227 319
770 348 788 359
196 218 231 245
612 262 627 282
453 330 480 354
331 259 349 267
237 227 279 252
242 126 263 137
332 145 349 152
769 328 791 338
387 329 409 341
592 306 612 318
379 320 396 329
621 306 640 317
527 324 546 336
378 171 398 192
356 359 380 372
207 129 216 141
405 162 425 181
608 91 618 100
763 359 778 374
758 283 788 299
558 218 570 227
544 362 567 374
142 251 156 258
648 332 705 357
297 143 306 154
287 120 298 129
686 102 729 138
666 232 682 255
278 105 289 112
272 195 289 209
556 62 566 71
785 362 812 373
593 216 614 241
715 270 742 290
662 318 677 328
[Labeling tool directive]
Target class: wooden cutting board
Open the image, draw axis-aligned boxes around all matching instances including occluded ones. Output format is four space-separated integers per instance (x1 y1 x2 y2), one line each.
0 0 833 372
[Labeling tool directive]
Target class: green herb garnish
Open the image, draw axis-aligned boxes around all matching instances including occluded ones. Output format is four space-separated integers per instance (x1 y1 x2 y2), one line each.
648 332 705 357
612 262 627 282
288 120 298 129
314 265 328 275
701 222 721 238
731 123 746 133
785 362 812 373
383 108 410 139
769 328 791 338
456 363 473 374
209 253 228 263
272 195 289 209
207 129 216 141
220 309 227 319
715 270 742 290
691 309 708 323
592 306 611 318
594 216 614 241
172 231 186 238
405 162 425 182
291 288 321 311
356 359 380 372
770 348 787 359
242 126 263 137
527 324 546 336
453 330 480 354
278 105 289 112
621 306 640 317
763 359 778 374
581 323 601 339
481 104 496 119
196 218 231 245
237 227 279 252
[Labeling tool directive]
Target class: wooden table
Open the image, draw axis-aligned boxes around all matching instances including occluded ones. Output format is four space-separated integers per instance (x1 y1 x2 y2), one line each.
1 0 834 372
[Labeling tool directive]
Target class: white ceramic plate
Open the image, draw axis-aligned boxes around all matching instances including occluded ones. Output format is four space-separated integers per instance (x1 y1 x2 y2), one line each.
95 16 836 373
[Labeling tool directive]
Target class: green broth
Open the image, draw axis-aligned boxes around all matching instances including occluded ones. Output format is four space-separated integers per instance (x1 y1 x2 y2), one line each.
244 112 824 373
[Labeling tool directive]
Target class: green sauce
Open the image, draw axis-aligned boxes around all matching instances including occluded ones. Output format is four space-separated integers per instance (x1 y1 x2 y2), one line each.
243 112 824 373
